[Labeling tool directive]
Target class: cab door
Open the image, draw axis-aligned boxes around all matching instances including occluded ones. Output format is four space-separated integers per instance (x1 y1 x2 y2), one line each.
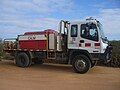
68 24 79 49
79 23 101 54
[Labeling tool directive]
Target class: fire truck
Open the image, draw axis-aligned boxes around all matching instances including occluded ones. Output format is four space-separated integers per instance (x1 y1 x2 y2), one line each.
4 17 112 74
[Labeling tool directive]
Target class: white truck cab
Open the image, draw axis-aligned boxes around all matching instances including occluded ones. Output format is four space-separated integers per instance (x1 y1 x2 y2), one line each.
59 17 112 73
68 18 107 53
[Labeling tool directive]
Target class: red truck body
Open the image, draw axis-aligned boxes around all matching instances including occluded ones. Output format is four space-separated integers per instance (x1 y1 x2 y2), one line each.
18 29 58 50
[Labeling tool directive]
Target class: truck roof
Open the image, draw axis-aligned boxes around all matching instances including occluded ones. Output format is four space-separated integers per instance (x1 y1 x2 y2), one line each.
70 17 99 25
70 20 98 25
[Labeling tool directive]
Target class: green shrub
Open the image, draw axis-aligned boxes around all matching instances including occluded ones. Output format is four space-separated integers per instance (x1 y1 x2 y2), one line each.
109 41 120 67
0 43 4 60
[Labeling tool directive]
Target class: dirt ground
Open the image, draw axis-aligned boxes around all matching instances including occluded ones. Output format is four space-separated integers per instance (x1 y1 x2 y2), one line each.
0 60 120 90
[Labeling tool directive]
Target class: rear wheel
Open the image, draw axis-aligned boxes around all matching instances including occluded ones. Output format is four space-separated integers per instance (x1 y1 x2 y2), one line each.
15 52 31 67
72 55 91 74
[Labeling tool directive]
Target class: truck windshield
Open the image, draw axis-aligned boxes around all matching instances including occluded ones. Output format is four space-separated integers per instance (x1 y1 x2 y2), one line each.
97 22 105 39
97 22 108 43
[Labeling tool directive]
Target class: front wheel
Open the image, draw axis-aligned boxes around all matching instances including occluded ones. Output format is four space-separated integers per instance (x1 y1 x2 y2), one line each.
72 55 91 74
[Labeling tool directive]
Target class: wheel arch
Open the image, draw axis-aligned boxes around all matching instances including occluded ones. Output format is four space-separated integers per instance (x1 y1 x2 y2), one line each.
15 51 33 60
68 49 92 64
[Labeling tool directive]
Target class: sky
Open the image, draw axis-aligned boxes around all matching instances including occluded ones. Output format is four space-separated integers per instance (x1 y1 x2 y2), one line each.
0 0 120 40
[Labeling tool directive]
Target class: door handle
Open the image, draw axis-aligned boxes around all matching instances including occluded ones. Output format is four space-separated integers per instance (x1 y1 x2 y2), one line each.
80 40 84 43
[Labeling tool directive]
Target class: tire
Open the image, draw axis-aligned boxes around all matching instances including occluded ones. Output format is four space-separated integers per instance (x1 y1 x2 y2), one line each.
72 55 91 74
91 60 97 68
15 52 30 67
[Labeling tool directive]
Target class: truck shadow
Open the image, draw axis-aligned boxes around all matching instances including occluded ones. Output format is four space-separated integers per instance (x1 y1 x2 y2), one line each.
0 60 73 73
32 63 73 73
32 64 102 74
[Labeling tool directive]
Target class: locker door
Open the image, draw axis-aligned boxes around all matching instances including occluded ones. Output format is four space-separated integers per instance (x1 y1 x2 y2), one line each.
49 33 55 50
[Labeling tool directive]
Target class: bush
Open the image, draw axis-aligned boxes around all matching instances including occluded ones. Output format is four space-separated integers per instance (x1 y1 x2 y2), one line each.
109 41 120 67
0 43 4 60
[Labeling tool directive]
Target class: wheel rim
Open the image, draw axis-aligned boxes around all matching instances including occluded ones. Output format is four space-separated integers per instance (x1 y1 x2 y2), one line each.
75 59 86 70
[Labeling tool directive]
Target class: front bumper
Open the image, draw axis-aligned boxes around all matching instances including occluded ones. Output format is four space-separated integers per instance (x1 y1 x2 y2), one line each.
100 45 113 63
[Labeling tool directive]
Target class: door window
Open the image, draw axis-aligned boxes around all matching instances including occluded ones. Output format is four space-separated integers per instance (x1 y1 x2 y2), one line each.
81 24 98 41
71 25 78 37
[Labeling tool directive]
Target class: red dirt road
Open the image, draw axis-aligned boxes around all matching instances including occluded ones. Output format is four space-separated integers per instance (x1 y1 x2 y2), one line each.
0 60 120 90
